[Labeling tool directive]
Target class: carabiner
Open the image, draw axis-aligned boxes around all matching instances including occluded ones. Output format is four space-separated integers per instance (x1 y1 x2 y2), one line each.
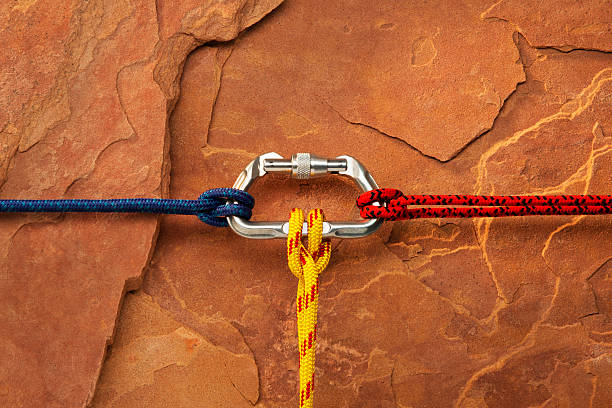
227 152 383 239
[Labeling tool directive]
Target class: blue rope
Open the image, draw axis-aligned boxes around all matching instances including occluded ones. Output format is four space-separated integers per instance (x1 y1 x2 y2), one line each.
0 188 254 227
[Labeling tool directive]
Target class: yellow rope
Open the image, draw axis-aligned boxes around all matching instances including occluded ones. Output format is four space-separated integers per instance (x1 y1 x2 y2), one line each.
287 208 331 408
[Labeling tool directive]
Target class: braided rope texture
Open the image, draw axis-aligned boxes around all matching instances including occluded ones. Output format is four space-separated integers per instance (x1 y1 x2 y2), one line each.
357 188 612 220
0 188 254 227
287 208 332 408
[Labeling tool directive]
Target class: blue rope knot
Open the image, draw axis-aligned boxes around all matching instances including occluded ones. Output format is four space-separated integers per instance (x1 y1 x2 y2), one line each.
196 188 254 227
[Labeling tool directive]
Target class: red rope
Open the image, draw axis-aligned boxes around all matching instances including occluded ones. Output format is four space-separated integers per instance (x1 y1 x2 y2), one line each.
357 189 612 220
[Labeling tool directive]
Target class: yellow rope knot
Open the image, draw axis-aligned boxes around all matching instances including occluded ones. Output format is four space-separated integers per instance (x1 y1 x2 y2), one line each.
287 208 331 408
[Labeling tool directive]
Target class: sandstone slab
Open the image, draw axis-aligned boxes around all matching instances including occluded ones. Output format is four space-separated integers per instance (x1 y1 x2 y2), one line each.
93 2 612 406
4 0 612 407
484 0 612 51
0 1 282 407
206 0 525 162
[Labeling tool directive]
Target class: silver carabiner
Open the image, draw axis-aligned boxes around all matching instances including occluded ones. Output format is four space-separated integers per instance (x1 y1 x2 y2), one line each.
227 152 383 239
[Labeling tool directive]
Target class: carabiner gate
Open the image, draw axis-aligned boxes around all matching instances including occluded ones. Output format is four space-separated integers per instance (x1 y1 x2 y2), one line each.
227 152 383 239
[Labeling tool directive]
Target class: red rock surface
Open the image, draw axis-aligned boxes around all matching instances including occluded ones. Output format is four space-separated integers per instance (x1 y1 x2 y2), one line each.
484 0 612 52
205 0 526 162
0 1 281 407
92 1 612 407
2 0 612 407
